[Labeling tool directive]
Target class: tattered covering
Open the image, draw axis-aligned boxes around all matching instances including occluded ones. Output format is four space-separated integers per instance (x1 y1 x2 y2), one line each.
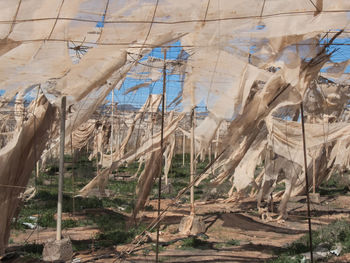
79 112 184 196
101 94 162 167
266 117 350 167
133 150 162 218
1 0 350 253
0 0 349 106
1 1 349 159
0 95 56 253
232 129 267 191
70 119 96 149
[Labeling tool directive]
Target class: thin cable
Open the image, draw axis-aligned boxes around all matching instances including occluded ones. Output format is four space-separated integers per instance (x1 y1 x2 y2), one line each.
136 0 159 60
204 0 211 22
96 0 110 43
48 0 65 39
1 9 349 25
300 102 314 263
307 0 321 13
260 0 266 18
6 0 22 38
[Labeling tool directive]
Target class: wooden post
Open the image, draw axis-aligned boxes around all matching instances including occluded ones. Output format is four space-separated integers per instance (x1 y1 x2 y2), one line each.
56 96 66 241
165 149 168 186
190 107 196 214
36 161 40 178
116 109 120 151
208 143 212 163
110 89 114 166
312 156 316 194
215 126 220 158
300 102 314 263
156 49 166 263
182 131 186 167
70 133 76 216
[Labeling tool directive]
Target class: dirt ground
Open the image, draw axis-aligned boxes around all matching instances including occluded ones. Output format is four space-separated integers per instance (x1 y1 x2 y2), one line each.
7 194 350 263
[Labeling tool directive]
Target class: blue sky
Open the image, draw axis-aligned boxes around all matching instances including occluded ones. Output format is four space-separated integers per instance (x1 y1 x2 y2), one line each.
106 43 186 111
3 38 349 109
106 36 350 112
3 16 350 110
327 37 350 70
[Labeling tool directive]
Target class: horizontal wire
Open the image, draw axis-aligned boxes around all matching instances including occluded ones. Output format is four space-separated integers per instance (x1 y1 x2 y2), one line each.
0 9 349 25
0 183 136 200
3 39 350 48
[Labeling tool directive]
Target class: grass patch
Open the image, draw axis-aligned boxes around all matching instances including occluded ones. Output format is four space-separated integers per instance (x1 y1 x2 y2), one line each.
94 223 147 248
179 236 212 250
72 240 91 252
16 243 44 260
214 239 240 249
318 172 350 196
287 219 350 254
268 255 303 263
270 219 350 262
226 239 240 246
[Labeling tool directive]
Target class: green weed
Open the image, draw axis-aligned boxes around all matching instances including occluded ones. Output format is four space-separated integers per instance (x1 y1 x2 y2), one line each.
179 236 212 250
226 239 240 246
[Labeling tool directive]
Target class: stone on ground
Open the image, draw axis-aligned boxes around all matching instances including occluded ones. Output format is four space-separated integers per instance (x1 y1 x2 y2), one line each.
42 237 73 262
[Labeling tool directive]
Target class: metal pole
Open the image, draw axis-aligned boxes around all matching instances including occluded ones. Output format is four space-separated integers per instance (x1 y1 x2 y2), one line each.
208 144 212 163
56 96 66 241
70 133 76 216
300 102 314 263
215 126 220 158
190 107 196 214
110 89 114 165
156 49 166 263
182 131 186 167
36 162 39 178
312 157 316 194
116 103 120 151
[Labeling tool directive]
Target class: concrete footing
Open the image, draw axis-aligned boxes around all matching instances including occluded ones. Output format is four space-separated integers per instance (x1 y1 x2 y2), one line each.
179 215 206 235
309 193 321 204
42 238 73 262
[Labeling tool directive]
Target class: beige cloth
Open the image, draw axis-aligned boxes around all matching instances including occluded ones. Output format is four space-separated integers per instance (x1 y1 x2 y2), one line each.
133 150 162 218
79 113 184 196
0 95 56 253
1 0 350 253
0 1 348 103
266 117 350 167
70 120 96 149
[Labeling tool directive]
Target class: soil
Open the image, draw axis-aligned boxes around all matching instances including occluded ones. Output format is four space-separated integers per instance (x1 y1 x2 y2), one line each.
7 194 350 263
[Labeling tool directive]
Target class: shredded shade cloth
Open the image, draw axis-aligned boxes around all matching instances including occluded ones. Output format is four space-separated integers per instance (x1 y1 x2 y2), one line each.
0 0 350 254
266 117 350 167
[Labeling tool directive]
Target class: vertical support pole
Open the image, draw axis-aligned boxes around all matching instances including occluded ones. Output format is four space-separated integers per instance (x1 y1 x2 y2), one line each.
156 48 166 263
110 89 114 165
208 144 212 163
300 102 314 263
56 96 66 241
116 104 120 151
164 150 168 186
312 157 316 194
36 161 40 178
190 107 196 214
182 131 186 167
70 133 76 216
213 125 220 172
215 126 220 159
96 152 100 182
